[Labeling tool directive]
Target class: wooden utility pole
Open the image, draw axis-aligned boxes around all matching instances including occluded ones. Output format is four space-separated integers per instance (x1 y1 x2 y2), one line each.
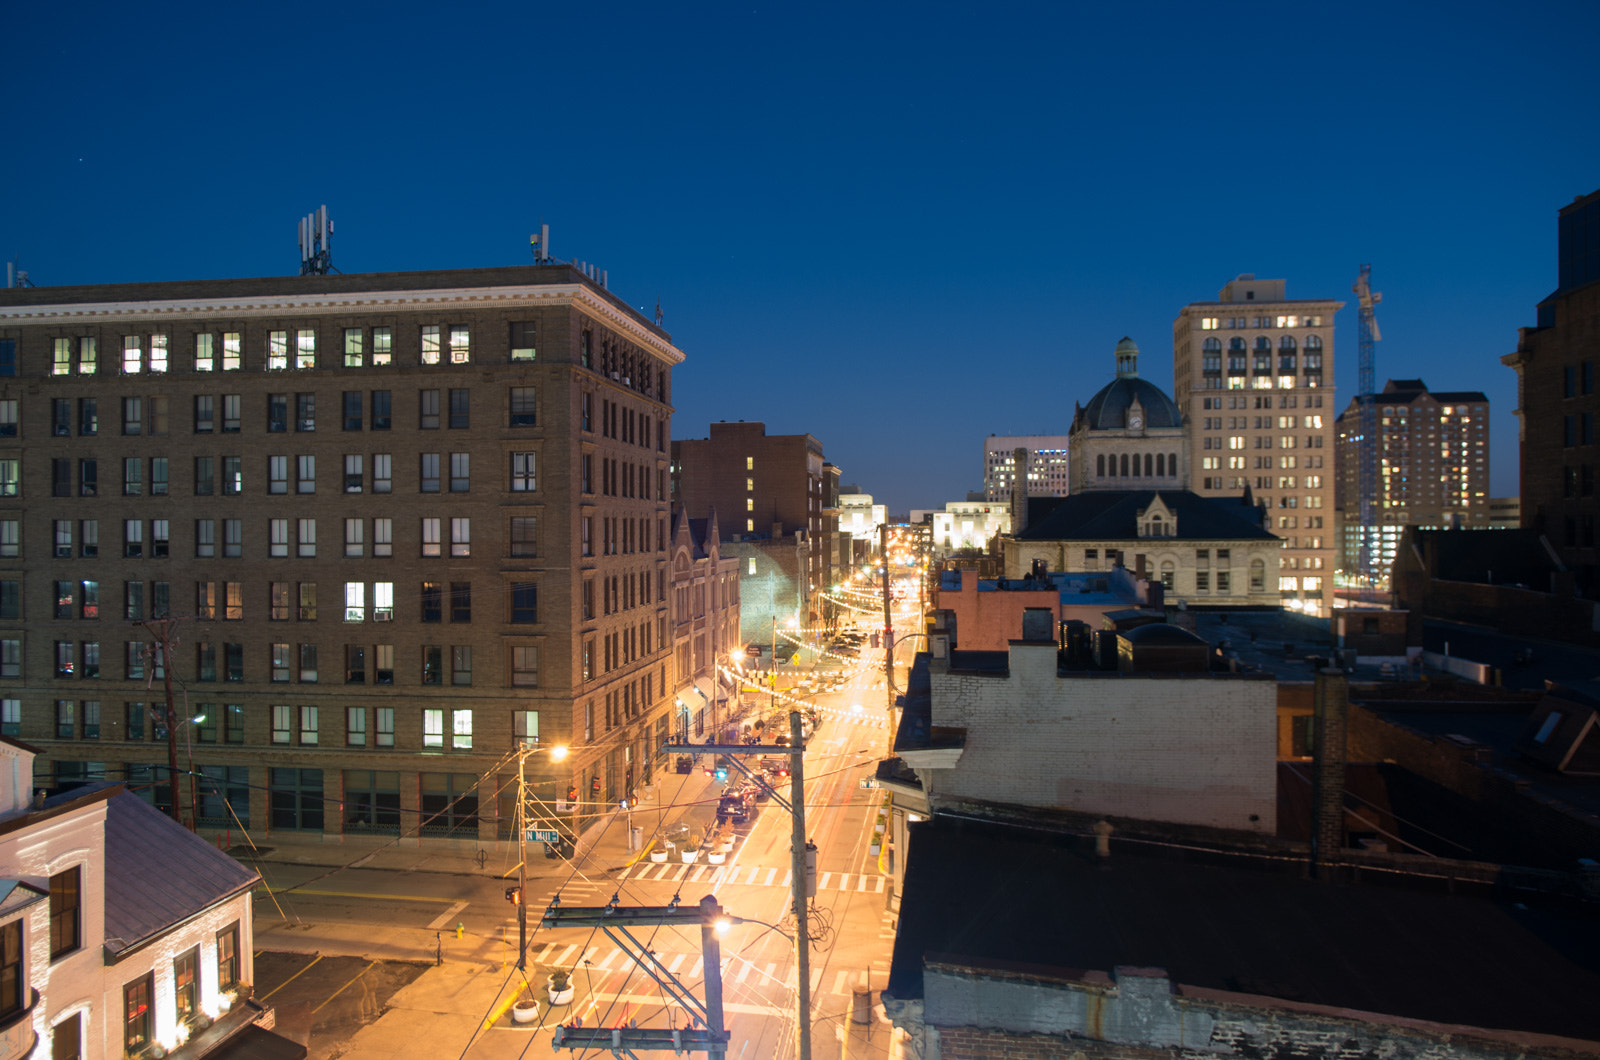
789 709 813 1060
136 617 185 826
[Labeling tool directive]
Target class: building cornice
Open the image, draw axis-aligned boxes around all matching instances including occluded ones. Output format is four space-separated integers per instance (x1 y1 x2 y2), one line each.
0 283 685 364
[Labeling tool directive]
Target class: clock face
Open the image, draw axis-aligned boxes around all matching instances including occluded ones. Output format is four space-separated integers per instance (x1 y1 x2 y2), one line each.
1129 415 1142 429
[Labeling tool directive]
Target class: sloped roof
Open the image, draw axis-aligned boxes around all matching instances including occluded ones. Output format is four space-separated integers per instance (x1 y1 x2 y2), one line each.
1077 377 1183 431
103 791 259 959
1018 490 1274 542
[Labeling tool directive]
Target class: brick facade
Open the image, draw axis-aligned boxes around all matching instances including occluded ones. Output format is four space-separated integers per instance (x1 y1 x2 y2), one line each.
0 265 684 844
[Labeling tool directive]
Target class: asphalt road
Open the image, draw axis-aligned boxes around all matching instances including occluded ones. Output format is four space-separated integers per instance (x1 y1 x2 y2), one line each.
250 657 893 1059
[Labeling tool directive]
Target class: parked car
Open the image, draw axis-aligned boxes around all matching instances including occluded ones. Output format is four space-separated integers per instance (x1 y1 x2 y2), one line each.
760 755 790 779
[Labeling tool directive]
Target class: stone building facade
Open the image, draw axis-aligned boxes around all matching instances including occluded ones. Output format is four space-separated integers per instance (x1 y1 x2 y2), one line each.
0 264 683 845
668 508 741 742
1173 275 1342 614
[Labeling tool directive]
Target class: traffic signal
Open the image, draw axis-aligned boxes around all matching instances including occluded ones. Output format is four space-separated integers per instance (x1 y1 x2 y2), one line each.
715 767 728 782
504 886 522 906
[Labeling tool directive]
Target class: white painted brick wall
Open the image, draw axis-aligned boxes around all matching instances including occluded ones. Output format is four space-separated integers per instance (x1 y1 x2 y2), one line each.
929 643 1276 832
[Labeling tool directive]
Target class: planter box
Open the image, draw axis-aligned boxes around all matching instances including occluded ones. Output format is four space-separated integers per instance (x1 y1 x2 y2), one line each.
649 849 669 863
547 978 575 1006
868 844 881 856
708 850 726 864
681 849 699 864
513 999 540 1024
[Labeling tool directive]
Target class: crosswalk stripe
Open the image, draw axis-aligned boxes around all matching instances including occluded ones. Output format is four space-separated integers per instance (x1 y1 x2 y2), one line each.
764 867 778 887
596 948 621 971
819 872 833 890
832 969 849 995
668 953 686 974
736 960 752 984
858 874 871 891
811 968 824 992
555 944 579 966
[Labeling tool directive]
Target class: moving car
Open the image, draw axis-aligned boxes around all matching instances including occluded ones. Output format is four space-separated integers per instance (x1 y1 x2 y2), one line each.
717 787 757 823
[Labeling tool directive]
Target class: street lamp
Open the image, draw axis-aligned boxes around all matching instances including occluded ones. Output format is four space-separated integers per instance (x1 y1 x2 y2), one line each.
514 742 569 970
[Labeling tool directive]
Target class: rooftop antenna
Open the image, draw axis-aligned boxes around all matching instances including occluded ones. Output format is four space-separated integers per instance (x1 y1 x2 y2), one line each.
6 260 34 288
1353 264 1383 593
297 205 334 276
530 223 552 264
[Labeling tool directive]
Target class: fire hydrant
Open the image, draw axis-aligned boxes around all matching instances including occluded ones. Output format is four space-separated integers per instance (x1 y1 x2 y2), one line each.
456 922 464 939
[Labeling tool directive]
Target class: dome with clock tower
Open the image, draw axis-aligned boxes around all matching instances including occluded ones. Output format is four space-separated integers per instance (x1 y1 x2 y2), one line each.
1069 337 1188 493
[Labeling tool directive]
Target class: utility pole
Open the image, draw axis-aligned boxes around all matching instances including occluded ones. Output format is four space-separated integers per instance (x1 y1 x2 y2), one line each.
789 709 813 1060
516 751 529 970
881 523 896 752
137 617 186 826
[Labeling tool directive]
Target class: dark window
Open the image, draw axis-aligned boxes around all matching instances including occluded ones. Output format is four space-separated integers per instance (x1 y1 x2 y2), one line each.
371 390 391 430
53 458 71 496
79 397 98 436
511 583 538 623
269 767 324 831
343 391 362 430
52 398 71 437
268 393 288 432
0 340 15 376
421 581 442 623
296 393 315 431
49 866 81 958
0 921 20 1023
52 1012 80 1060
450 582 471 623
448 388 470 428
509 387 537 426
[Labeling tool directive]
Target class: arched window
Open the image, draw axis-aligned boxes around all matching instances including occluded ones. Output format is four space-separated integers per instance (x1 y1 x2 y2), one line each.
1250 558 1266 591
1144 453 1153 477
1097 453 1105 478
1120 453 1129 477
1131 452 1140 477
1160 560 1175 590
1303 334 1323 372
1156 453 1165 477
1149 517 1163 537
1278 335 1297 374
1168 452 1178 475
1229 337 1247 351
1304 334 1323 349
1254 336 1271 351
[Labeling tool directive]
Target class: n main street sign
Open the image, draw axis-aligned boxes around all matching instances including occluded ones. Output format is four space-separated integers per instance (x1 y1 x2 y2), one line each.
527 829 560 843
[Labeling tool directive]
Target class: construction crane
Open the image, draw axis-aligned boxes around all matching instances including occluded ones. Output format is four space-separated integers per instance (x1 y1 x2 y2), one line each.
1353 265 1382 591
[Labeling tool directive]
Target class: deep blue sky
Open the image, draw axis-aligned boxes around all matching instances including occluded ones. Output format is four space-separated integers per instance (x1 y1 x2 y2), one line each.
7 1 1598 515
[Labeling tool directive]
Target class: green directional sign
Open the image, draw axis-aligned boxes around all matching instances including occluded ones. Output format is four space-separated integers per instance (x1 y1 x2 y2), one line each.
528 829 559 843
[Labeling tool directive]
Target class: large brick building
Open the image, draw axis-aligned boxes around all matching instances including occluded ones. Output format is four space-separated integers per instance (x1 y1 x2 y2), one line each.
0 264 684 845
1503 186 1600 593
1173 276 1342 614
1333 378 1490 581
671 421 838 638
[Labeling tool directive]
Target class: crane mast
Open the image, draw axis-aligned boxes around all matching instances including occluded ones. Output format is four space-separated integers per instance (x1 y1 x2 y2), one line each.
1353 265 1382 590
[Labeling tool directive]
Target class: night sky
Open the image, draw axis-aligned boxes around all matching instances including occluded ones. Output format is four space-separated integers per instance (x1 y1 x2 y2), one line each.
7 1 1598 515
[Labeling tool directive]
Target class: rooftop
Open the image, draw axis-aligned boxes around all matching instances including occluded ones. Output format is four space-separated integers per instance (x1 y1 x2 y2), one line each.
887 815 1600 1043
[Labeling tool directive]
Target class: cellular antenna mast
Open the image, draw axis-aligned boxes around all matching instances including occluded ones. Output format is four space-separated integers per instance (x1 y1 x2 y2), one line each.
298 205 334 276
1353 264 1382 591
530 223 553 264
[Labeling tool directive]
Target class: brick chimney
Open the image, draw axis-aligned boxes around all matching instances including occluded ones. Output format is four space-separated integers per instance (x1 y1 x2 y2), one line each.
1010 447 1030 533
1309 668 1349 877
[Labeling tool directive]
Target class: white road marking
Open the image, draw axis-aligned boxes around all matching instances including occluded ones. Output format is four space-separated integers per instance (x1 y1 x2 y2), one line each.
426 900 469 931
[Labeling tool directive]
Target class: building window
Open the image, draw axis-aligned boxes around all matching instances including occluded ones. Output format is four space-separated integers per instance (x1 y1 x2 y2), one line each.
452 706 473 745
510 451 536 492
124 973 154 1055
297 454 316 493
375 647 394 688
449 388 470 428
450 452 470 492
419 389 441 429
377 710 396 748
343 329 364 368
300 704 319 742
514 709 539 746
298 518 316 557
511 583 538 623
270 519 289 557
217 923 239 991
450 582 471 622
420 452 440 492
268 331 288 370
374 518 393 557
421 518 441 557
451 646 472 687
174 946 199 1026
509 387 537 426
372 328 392 366
268 767 324 831
296 392 315 431
49 866 81 958
509 517 537 557
421 582 442 623
271 644 291 683
451 518 471 557
423 708 444 747
512 645 539 687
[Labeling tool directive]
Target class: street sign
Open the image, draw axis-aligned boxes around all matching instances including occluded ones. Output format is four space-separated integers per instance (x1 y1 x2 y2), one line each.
527 829 559 843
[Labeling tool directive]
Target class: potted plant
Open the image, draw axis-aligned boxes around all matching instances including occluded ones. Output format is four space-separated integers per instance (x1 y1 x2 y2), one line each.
649 843 670 863
512 993 540 1023
547 970 575 1006
681 845 699 864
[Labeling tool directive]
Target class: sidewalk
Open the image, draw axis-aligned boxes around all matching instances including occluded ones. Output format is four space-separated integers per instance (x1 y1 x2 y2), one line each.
229 762 729 883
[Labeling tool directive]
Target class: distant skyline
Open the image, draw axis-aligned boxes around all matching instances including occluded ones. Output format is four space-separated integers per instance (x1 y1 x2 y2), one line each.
7 1 1599 515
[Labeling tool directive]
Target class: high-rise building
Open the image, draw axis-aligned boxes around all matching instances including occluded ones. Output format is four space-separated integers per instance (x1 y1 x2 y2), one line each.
0 264 683 842
983 435 1070 502
1503 187 1600 593
1333 379 1490 581
1173 275 1342 614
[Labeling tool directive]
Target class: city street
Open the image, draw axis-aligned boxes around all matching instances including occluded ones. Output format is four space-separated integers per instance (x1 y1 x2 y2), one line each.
250 657 896 1058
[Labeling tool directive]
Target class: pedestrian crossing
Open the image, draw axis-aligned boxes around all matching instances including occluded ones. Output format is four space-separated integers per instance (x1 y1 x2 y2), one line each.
513 939 882 1002
616 861 886 893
